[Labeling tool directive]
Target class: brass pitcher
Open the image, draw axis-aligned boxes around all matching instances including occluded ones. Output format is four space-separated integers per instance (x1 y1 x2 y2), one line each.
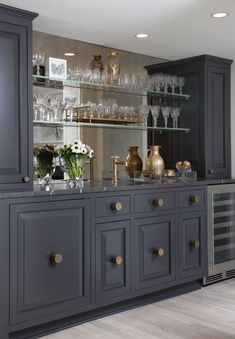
125 146 142 178
146 145 165 179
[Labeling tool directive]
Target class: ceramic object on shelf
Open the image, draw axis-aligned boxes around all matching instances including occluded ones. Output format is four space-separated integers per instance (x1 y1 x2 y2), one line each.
145 145 165 179
90 55 104 72
125 146 142 178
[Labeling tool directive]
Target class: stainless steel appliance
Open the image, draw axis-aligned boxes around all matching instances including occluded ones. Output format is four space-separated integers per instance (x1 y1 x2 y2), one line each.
203 184 235 285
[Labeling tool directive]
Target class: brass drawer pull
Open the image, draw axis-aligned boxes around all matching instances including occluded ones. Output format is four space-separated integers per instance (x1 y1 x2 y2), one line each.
111 201 123 211
191 240 200 248
154 247 164 257
112 255 123 265
153 198 164 207
50 253 63 264
190 195 200 203
22 176 30 183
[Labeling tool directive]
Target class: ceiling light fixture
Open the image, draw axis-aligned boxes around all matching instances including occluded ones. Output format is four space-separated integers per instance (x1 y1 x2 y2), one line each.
211 12 228 18
135 33 150 38
64 52 75 56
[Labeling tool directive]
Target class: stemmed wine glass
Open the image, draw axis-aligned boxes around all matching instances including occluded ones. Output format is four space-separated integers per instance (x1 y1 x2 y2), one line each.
178 76 185 94
139 105 150 127
171 106 181 128
161 106 171 128
65 97 77 121
151 105 161 127
32 52 45 76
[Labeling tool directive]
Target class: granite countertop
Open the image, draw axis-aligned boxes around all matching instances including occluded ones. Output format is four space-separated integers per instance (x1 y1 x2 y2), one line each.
0 177 235 199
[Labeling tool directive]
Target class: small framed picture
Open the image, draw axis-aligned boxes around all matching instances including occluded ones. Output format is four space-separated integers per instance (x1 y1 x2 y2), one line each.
49 57 67 79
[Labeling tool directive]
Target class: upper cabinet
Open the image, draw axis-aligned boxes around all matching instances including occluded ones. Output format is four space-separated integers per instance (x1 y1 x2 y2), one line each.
0 5 37 191
146 55 233 179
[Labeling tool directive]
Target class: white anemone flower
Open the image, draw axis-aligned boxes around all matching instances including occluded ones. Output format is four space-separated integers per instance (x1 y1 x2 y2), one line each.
72 144 82 154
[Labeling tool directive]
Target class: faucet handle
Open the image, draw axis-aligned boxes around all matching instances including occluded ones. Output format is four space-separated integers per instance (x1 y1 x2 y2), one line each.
111 155 120 163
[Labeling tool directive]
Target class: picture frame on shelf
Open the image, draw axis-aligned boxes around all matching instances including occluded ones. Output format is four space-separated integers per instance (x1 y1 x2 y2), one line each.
49 57 67 79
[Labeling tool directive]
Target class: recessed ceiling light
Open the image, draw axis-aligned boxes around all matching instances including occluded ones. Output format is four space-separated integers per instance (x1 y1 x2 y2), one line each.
135 33 150 38
64 52 75 56
211 12 228 18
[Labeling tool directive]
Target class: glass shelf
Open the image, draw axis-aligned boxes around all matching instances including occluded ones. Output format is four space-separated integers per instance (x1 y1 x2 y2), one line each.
33 120 190 133
33 75 190 100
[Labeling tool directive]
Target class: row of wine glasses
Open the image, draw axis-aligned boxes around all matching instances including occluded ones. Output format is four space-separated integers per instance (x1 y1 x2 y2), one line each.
148 73 185 94
139 105 181 128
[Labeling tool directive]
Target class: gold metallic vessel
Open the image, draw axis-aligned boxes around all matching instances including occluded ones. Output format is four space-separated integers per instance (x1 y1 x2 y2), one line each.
145 145 165 179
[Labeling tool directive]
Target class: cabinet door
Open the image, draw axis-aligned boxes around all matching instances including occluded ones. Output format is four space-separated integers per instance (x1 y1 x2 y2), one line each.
10 199 90 324
0 22 32 190
206 64 231 178
178 211 207 279
95 220 131 302
134 215 175 291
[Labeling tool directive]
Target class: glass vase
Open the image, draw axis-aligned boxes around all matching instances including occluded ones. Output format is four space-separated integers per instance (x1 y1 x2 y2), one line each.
59 155 84 189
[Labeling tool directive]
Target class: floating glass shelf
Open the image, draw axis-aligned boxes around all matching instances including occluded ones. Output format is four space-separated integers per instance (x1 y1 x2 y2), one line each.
33 75 190 100
33 120 190 133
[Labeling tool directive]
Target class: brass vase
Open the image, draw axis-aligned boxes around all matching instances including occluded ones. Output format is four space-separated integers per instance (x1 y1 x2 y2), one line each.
125 146 143 178
90 55 104 72
106 50 120 85
146 145 165 179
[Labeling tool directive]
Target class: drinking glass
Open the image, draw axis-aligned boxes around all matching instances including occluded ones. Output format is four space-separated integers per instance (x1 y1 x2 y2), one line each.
33 52 45 76
150 105 161 127
65 97 77 121
178 76 185 94
161 106 171 128
171 106 181 128
139 105 150 127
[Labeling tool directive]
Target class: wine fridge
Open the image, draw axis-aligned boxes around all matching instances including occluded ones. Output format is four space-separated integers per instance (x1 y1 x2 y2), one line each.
203 184 235 285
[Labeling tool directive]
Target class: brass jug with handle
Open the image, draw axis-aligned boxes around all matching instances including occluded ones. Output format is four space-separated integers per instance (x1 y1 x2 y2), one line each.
145 145 165 179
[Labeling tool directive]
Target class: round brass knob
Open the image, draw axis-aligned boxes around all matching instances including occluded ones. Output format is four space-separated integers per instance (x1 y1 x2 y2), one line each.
190 195 200 203
154 247 164 257
50 253 63 264
23 176 30 183
153 198 164 207
111 202 122 212
191 240 200 248
112 255 123 265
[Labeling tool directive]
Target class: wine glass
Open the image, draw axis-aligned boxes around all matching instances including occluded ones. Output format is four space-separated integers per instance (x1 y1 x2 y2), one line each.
171 106 181 128
150 105 161 127
33 52 45 76
65 97 77 121
161 106 171 128
178 76 185 94
139 105 150 127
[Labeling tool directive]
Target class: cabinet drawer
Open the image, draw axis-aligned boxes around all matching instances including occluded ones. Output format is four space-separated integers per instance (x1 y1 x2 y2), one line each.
10 199 90 324
178 189 205 209
134 191 175 214
95 195 131 218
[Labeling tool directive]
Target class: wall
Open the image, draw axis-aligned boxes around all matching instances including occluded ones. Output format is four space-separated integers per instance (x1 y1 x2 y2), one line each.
33 31 166 179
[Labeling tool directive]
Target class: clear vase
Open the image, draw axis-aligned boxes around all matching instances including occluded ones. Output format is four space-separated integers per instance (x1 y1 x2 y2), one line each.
34 155 56 191
59 155 84 189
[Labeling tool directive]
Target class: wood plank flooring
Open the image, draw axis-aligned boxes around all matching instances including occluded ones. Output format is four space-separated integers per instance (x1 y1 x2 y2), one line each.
41 278 235 339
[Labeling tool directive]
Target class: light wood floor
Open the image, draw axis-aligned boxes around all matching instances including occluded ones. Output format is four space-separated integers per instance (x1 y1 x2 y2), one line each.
41 278 235 339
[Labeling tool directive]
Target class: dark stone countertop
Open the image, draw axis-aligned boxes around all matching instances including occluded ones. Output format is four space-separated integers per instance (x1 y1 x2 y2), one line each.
0 177 235 199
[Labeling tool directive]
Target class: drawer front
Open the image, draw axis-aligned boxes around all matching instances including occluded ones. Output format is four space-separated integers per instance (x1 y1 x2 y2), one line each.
134 215 175 291
95 220 131 302
134 191 175 214
95 195 131 218
178 211 207 279
10 200 90 324
178 189 205 209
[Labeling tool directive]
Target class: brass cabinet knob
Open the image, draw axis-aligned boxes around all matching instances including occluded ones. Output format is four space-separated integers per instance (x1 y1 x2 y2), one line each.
190 195 200 203
154 247 164 257
191 240 200 248
112 255 123 265
153 198 164 207
50 253 63 264
111 201 123 212
22 176 30 183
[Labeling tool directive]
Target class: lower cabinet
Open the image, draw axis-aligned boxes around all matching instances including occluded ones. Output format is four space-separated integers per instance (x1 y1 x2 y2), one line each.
95 220 131 302
134 215 176 291
10 199 90 324
178 211 207 279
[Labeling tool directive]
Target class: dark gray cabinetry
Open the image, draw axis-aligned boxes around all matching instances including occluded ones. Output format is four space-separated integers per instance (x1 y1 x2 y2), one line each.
178 211 207 279
145 55 232 179
10 199 90 324
134 215 175 291
0 5 37 191
95 220 131 301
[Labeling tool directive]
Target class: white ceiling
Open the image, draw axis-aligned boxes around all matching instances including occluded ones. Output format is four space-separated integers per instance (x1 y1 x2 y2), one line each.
1 0 235 61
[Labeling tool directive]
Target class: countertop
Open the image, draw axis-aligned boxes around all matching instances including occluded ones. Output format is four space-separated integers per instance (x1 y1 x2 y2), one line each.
0 177 235 199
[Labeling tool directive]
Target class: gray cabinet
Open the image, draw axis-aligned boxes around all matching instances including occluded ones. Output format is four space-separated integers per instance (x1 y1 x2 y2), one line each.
10 199 90 324
134 215 175 291
178 211 207 279
95 220 131 302
0 5 37 191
